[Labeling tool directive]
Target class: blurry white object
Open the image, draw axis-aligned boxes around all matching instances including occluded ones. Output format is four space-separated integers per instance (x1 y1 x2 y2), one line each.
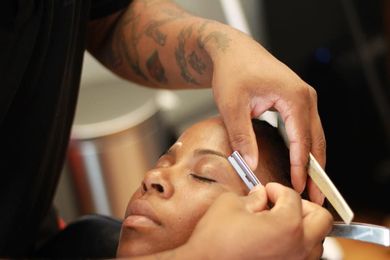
220 0 251 34
67 83 171 218
156 90 181 112
322 237 343 260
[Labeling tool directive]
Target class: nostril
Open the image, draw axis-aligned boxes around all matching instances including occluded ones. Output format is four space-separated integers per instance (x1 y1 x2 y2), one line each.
151 183 164 193
142 182 147 192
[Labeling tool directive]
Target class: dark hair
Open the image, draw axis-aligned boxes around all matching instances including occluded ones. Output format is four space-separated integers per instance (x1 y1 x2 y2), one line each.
251 119 291 187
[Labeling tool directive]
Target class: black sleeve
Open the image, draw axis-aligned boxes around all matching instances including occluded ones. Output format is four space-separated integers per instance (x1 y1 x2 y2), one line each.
90 0 132 20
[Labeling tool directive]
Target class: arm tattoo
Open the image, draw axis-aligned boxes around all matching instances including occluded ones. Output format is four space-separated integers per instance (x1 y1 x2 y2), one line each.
187 51 206 75
175 25 199 85
145 18 173 46
146 50 168 83
198 31 231 52
125 14 149 80
115 8 149 80
197 21 231 52
101 1 167 78
145 9 187 46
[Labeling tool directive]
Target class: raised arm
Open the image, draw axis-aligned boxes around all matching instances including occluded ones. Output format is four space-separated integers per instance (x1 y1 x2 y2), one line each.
87 0 219 89
87 0 326 204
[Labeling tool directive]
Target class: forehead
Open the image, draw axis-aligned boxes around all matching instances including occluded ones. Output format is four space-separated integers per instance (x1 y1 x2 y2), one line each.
176 118 232 155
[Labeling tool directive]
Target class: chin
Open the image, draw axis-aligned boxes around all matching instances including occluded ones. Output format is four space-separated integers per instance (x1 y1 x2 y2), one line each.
117 240 156 257
117 242 180 258
117 233 175 257
117 233 189 257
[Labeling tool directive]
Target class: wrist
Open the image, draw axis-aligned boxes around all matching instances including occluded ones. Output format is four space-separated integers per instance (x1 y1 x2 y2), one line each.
198 20 251 62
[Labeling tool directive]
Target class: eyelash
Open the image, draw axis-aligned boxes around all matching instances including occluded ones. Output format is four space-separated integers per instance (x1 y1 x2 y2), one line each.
190 173 217 183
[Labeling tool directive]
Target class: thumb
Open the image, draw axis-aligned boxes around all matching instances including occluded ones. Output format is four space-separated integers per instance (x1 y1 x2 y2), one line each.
243 185 268 213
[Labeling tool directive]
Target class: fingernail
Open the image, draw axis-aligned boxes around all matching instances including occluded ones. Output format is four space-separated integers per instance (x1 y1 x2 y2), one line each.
293 179 306 194
249 184 262 194
298 182 306 194
244 155 255 170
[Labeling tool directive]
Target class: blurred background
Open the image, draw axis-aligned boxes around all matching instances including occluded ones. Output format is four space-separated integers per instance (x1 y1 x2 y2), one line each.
54 0 389 238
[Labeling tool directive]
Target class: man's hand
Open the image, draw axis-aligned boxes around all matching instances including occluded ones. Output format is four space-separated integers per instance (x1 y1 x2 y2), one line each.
210 29 326 204
185 183 333 260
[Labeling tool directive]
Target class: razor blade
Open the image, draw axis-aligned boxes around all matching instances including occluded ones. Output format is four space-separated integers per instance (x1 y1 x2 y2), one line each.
228 151 261 190
329 222 390 247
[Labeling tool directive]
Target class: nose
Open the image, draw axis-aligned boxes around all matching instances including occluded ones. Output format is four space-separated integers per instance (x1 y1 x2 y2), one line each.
141 168 174 199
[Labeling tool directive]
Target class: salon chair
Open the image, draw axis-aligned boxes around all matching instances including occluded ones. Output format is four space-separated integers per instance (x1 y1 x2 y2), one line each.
34 214 121 258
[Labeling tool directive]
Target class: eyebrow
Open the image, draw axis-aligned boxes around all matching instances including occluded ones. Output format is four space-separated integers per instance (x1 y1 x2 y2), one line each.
193 149 227 159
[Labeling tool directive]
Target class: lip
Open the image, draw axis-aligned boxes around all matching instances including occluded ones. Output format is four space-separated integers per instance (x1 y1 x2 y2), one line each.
124 199 162 228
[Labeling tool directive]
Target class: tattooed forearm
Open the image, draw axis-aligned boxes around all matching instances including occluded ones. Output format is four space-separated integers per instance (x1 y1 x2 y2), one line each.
145 17 177 46
146 50 168 83
145 8 187 46
175 25 200 85
124 12 149 80
197 21 231 52
97 0 218 86
110 6 149 80
198 31 231 52
188 51 206 75
146 21 167 46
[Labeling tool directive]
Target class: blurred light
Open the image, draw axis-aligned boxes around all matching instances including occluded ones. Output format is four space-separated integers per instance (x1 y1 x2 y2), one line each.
156 90 181 111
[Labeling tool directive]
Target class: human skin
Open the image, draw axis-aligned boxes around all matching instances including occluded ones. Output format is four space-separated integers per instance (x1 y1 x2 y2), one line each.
86 0 326 204
116 118 329 258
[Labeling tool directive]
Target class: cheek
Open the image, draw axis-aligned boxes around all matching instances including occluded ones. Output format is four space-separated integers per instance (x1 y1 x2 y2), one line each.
167 188 224 237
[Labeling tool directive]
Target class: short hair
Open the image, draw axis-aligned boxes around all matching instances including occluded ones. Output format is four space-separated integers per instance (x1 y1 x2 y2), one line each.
252 119 291 187
252 119 311 200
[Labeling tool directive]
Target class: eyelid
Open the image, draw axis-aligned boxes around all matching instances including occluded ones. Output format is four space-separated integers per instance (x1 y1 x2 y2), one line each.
190 173 217 183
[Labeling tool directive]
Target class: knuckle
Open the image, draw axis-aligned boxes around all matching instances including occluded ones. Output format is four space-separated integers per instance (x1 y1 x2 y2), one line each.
230 133 251 147
313 135 326 154
298 85 315 111
308 86 318 102
297 84 311 101
303 135 312 149
323 210 334 230
285 218 303 238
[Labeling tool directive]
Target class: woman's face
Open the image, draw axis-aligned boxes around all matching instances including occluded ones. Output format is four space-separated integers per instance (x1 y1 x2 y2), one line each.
117 118 267 257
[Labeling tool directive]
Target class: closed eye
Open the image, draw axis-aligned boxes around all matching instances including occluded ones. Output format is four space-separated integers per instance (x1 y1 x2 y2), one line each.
190 173 217 183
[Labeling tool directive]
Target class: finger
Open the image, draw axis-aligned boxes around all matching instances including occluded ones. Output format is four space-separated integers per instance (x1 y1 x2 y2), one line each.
301 200 333 244
274 88 311 193
307 177 325 205
308 87 326 168
218 94 258 170
244 185 268 213
308 87 326 204
306 242 324 260
266 183 302 221
301 199 319 217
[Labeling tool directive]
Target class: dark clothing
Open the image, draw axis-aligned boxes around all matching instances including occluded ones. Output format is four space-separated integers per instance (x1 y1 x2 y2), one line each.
35 215 122 258
0 0 130 256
